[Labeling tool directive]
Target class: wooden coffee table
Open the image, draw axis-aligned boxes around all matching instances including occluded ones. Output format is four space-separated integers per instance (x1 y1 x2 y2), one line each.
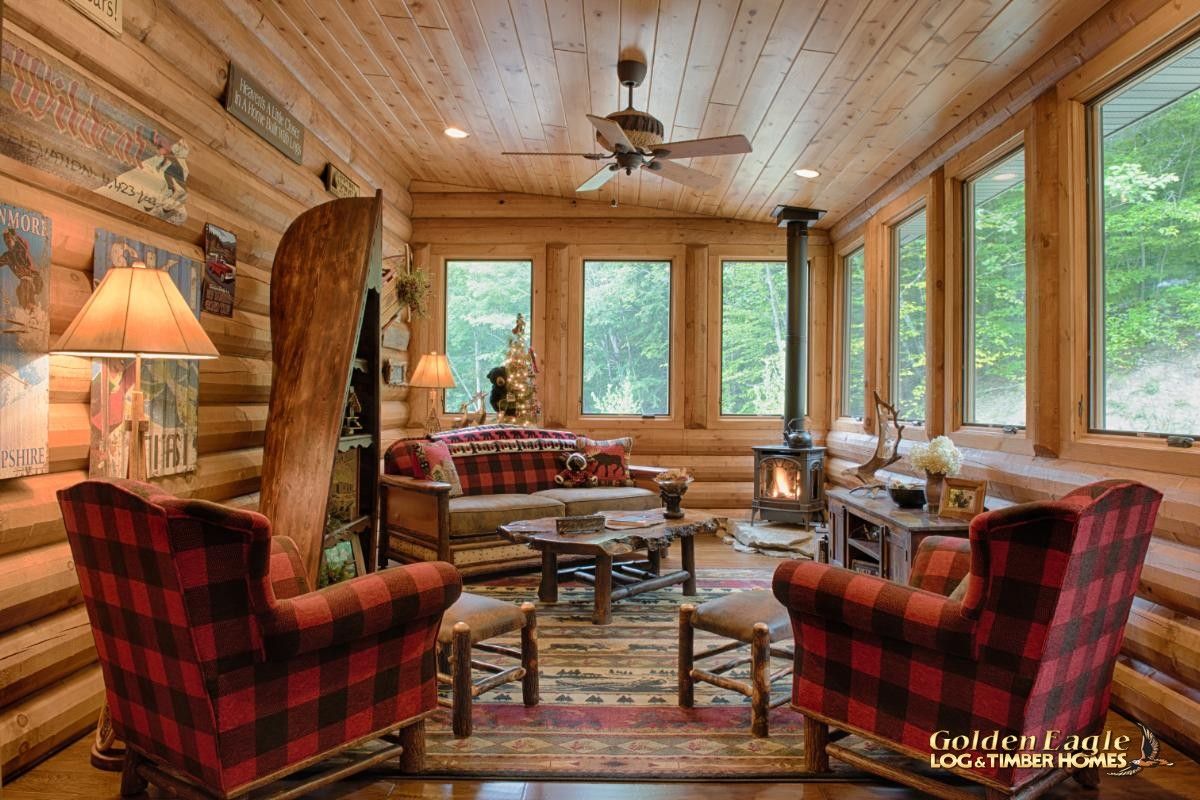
500 509 717 624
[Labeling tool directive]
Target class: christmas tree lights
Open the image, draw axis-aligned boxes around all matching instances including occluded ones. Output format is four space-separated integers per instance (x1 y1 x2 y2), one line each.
499 313 542 426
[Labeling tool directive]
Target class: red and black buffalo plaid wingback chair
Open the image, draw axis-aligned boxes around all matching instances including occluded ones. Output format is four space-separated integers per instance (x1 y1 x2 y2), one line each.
773 479 1161 800
58 479 461 799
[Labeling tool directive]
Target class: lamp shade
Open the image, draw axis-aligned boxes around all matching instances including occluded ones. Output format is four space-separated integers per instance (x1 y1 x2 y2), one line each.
408 352 455 388
54 264 218 359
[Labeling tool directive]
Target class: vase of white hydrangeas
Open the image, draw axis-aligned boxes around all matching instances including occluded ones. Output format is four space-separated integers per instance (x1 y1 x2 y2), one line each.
906 436 963 513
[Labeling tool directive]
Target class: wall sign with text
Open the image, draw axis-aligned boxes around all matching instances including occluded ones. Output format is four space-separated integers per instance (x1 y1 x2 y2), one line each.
225 61 304 164
0 202 51 480
202 223 237 317
323 163 359 198
65 0 123 36
0 35 189 224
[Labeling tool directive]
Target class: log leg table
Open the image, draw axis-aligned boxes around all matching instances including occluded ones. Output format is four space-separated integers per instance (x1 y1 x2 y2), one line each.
501 510 717 625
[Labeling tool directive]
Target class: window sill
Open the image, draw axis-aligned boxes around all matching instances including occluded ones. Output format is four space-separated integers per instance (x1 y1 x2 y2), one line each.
1062 433 1200 478
949 426 1034 457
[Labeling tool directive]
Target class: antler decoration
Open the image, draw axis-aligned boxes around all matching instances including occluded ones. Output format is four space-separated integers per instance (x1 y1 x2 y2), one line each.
848 391 905 486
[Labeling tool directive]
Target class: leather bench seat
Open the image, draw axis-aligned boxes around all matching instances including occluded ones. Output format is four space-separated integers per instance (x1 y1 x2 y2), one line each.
448 494 565 537
532 486 659 516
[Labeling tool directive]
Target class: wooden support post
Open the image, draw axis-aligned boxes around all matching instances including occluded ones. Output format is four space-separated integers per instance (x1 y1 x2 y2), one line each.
119 749 147 797
648 547 662 575
678 603 695 707
804 715 830 773
450 622 472 738
750 623 770 738
520 602 539 707
539 550 558 603
396 718 426 774
593 553 613 625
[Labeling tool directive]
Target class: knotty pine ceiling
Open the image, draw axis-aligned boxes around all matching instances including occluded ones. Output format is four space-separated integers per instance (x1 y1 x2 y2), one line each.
250 0 1097 226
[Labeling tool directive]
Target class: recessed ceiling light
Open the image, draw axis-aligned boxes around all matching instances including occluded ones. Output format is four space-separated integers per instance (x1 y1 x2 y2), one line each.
794 168 820 178
444 127 470 139
993 172 1018 181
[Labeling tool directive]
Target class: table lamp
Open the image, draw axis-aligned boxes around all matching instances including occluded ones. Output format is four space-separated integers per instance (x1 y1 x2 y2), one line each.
54 260 219 481
409 352 455 432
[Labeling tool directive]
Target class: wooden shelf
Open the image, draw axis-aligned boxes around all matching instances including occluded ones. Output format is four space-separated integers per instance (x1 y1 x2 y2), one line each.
848 538 881 560
337 434 374 451
353 357 369 373
324 515 372 548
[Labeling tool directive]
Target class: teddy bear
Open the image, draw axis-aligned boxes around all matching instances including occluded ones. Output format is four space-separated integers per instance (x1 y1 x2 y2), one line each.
555 451 597 487
487 365 508 414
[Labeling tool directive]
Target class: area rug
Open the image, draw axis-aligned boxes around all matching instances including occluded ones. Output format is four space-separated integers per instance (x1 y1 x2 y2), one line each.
420 569 870 780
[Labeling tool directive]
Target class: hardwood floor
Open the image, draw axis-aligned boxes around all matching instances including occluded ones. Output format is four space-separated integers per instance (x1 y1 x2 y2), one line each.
4 532 1196 800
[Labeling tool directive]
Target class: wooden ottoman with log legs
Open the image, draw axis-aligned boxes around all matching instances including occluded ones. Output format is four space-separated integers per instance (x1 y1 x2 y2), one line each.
437 593 539 737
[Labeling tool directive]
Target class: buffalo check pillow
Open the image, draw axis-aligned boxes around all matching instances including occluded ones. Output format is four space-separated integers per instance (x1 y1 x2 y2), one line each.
410 439 464 497
577 436 634 487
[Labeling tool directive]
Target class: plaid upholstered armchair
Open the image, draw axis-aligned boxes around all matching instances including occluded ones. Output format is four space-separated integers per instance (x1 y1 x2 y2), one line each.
58 479 461 799
774 479 1161 800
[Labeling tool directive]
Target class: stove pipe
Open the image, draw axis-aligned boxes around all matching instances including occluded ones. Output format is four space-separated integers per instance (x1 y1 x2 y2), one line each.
771 205 826 447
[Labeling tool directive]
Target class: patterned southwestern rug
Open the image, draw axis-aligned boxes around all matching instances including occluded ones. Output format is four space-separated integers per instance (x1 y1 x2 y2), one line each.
420 568 877 781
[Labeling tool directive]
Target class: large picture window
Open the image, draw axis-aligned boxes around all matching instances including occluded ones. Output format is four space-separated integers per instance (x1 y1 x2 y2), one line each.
965 149 1027 427
892 210 927 422
1093 41 1200 437
720 260 787 416
443 260 532 412
582 260 671 415
842 247 866 418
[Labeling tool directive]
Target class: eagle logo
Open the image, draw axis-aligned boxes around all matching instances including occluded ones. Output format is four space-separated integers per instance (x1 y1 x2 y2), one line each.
1108 723 1174 776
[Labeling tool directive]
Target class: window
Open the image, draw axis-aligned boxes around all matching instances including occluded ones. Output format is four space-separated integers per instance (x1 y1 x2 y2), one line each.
720 260 787 415
965 149 1027 427
443 260 532 412
892 210 927 422
582 260 671 415
1092 42 1200 437
842 247 867 418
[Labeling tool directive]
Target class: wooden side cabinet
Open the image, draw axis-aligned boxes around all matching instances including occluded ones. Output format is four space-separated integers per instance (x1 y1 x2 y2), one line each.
826 487 970 584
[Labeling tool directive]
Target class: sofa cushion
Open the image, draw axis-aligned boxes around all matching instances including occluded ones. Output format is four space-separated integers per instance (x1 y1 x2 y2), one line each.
532 486 658 516
409 439 464 497
448 493 565 537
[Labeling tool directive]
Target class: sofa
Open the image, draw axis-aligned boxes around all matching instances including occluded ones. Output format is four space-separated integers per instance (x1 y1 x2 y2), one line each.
380 425 663 575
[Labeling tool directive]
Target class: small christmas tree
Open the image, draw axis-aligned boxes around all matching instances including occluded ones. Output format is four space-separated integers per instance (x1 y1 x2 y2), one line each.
500 313 541 426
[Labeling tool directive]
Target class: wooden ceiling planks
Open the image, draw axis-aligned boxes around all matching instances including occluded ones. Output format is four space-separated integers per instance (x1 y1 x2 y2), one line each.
241 0 1094 226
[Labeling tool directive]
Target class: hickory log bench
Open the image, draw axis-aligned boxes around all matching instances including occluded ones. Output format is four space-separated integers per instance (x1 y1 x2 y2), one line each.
500 509 718 624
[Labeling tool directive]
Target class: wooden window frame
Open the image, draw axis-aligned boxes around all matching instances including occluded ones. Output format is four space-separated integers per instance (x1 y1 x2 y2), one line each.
1056 7 1200 476
565 245 686 432
427 244 546 427
942 111 1035 457
705 246 791 426
831 234 868 430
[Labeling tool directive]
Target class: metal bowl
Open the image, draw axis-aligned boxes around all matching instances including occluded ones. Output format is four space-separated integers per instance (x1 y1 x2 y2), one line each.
888 486 926 509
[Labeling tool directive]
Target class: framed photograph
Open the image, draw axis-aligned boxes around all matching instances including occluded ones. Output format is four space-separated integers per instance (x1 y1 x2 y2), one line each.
318 537 365 587
939 478 987 520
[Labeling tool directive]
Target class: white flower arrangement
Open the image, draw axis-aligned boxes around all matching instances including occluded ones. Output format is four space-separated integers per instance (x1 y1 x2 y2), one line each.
906 435 963 476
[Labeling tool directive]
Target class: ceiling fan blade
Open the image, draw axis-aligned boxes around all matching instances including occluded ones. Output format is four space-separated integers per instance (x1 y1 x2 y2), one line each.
648 159 721 191
653 134 752 160
576 165 618 192
502 151 610 160
586 114 634 153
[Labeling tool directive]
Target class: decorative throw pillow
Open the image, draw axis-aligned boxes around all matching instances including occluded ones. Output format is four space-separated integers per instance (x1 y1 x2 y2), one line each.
410 439 463 497
577 436 634 487
555 451 598 488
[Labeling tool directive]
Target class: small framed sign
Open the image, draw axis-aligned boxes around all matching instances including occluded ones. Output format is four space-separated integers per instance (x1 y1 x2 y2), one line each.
323 163 359 198
66 0 123 37
225 61 304 164
202 224 236 318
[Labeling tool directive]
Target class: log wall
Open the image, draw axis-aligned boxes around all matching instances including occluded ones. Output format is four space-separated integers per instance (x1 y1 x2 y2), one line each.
0 1 412 780
409 192 832 511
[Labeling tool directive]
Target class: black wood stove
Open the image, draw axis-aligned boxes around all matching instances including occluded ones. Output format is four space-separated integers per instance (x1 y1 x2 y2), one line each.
750 206 826 527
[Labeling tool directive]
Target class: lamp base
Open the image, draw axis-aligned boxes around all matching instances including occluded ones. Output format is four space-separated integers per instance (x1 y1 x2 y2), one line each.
425 389 442 432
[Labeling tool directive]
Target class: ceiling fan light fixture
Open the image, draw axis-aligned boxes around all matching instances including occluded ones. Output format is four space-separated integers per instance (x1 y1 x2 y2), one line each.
444 127 470 139
794 168 820 178
602 108 663 150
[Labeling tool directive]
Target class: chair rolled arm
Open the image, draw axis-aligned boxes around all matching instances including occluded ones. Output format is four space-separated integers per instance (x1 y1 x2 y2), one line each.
773 560 975 658
263 561 462 659
380 473 452 494
908 536 972 596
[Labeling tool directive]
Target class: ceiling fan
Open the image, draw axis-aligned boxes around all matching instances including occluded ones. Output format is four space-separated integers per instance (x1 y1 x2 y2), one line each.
502 58 752 193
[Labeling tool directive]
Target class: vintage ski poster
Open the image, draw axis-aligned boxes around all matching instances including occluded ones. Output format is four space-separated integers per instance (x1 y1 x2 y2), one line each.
202 223 236 317
0 203 51 480
88 231 202 479
0 35 189 224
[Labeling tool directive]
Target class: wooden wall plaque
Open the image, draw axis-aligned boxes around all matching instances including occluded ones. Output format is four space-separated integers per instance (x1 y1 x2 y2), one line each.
65 0 123 36
323 163 359 198
225 61 304 164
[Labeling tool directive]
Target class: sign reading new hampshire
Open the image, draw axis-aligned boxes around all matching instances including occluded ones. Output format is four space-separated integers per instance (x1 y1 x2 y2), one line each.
0 35 189 224
225 61 304 163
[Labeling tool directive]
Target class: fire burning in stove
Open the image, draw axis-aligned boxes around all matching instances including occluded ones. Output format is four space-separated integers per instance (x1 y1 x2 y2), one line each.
765 460 800 500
